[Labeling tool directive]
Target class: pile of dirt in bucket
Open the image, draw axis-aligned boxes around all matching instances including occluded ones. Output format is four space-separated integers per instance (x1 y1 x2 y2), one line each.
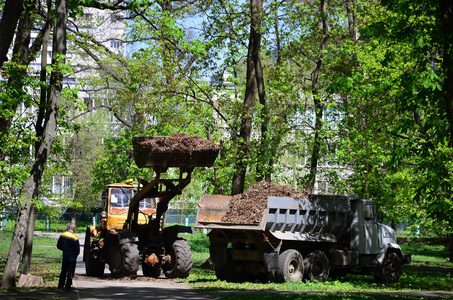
138 133 220 152
221 181 308 224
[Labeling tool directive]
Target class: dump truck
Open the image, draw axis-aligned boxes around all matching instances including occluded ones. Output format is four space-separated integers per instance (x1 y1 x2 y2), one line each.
195 194 411 283
84 135 219 278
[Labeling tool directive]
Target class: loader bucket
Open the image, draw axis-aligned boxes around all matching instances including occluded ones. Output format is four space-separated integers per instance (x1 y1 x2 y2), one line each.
196 194 232 224
132 136 219 168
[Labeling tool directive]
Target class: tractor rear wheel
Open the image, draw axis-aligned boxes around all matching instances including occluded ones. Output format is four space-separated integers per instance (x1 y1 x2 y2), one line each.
163 239 192 278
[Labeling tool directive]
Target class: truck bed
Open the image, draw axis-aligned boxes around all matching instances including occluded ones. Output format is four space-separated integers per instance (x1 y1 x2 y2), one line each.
195 194 354 242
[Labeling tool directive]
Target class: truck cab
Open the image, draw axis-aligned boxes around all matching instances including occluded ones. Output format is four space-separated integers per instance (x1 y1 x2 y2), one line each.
350 198 410 274
350 198 384 254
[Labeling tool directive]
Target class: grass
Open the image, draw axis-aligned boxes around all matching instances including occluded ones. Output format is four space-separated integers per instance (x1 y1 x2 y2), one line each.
214 294 446 300
1 223 453 299
403 244 452 268
182 231 453 299
0 219 89 293
0 233 62 288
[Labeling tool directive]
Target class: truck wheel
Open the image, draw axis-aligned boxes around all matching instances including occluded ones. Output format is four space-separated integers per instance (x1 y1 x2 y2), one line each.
142 263 161 278
276 249 304 283
374 252 401 283
304 250 330 282
84 229 105 277
110 242 140 278
163 239 192 278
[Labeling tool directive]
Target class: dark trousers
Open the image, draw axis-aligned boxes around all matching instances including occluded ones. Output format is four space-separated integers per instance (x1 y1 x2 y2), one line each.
58 260 76 291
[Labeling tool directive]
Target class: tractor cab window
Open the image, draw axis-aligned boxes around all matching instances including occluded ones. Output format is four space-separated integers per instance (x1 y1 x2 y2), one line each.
139 198 157 216
139 198 154 209
110 188 132 214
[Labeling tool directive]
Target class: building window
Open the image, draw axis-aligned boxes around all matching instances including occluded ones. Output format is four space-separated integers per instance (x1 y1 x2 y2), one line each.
63 177 73 195
110 41 122 48
53 177 62 194
52 176 73 196
83 13 93 21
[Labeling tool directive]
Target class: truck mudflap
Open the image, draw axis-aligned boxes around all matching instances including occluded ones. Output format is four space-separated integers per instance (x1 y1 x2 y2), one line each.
402 254 411 264
263 252 279 272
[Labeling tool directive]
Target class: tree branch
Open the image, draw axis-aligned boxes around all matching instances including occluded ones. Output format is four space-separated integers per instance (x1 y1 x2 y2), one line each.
70 104 132 128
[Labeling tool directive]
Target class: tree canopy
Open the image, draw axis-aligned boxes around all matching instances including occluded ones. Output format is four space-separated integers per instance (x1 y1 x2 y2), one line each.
1 0 453 286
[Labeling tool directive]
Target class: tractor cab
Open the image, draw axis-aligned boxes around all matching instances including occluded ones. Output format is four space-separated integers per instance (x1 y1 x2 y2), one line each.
101 181 157 230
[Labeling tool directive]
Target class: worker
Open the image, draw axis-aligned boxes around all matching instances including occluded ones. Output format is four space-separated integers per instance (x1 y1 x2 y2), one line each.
57 222 80 291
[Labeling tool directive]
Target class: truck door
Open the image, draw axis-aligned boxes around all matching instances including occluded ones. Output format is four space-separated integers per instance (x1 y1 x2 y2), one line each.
363 201 380 254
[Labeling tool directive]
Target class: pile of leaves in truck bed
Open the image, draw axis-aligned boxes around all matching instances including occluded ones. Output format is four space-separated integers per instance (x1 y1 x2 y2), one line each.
138 133 220 152
221 181 308 224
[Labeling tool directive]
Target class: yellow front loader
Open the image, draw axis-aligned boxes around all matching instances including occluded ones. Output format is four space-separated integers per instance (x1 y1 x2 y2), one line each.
83 136 219 279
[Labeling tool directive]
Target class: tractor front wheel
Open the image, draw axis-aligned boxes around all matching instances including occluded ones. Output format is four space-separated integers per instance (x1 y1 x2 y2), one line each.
109 242 140 278
163 239 192 278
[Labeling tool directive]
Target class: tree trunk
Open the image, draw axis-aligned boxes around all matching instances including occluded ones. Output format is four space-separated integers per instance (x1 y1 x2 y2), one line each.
0 0 34 138
1 0 67 288
439 1 453 262
252 0 269 182
440 0 453 147
447 234 453 263
341 0 358 117
20 205 37 275
35 9 52 142
0 0 24 69
0 201 31 288
231 0 261 195
306 0 328 194
345 0 357 40
0 0 39 287
0 0 51 162
258 7 284 183
20 17 51 276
